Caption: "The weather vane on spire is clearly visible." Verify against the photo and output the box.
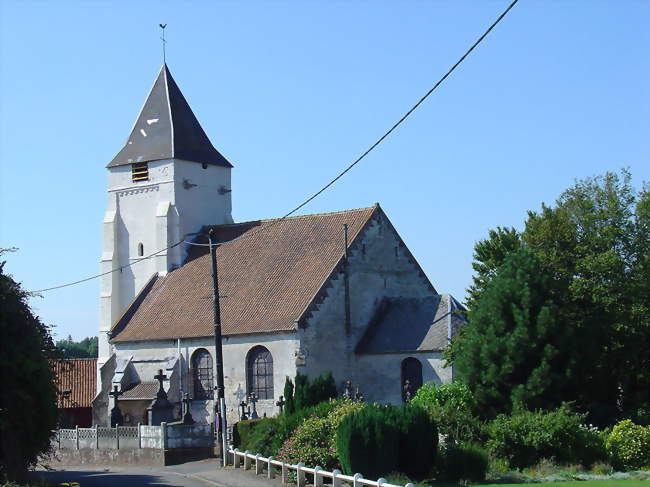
[159,24,167,64]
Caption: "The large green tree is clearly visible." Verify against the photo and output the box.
[0,252,59,481]
[456,249,574,417]
[455,170,650,423]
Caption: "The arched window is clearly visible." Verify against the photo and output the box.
[246,346,273,400]
[138,243,144,257]
[192,348,213,400]
[401,357,423,402]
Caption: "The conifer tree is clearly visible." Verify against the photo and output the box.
[455,249,574,417]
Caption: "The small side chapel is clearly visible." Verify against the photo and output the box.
[93,63,466,427]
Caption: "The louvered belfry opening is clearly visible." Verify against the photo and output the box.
[131,162,149,182]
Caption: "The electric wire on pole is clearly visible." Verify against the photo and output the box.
[28,0,519,296]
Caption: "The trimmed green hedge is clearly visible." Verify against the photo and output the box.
[336,404,438,480]
[439,442,489,482]
[337,405,400,479]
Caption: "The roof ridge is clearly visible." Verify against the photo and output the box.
[209,205,378,229]
[56,357,98,361]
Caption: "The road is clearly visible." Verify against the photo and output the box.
[33,459,284,487]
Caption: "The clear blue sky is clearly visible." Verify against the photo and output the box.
[1,1,648,341]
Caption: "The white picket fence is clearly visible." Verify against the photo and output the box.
[229,448,414,487]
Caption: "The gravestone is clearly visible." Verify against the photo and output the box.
[109,385,124,427]
[151,369,175,426]
[182,392,195,425]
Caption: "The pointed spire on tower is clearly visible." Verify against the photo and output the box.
[108,64,232,168]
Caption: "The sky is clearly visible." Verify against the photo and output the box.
[1,1,649,341]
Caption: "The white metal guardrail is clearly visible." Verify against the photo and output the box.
[228,448,415,487]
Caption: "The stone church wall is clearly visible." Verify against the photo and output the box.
[354,352,450,404]
[112,332,298,427]
[298,211,451,401]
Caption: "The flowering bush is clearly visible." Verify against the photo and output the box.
[605,419,650,470]
[277,399,364,470]
[411,381,481,446]
[486,405,606,469]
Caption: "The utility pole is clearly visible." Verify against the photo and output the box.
[208,229,228,467]
[343,224,351,335]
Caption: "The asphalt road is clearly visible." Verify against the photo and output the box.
[33,467,210,487]
[33,460,284,487]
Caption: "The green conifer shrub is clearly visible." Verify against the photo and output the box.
[395,405,438,479]
[293,372,338,412]
[293,373,310,412]
[284,376,295,415]
[336,405,400,478]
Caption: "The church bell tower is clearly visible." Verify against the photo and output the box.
[98,64,233,369]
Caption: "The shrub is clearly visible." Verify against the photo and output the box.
[241,417,282,457]
[277,399,364,470]
[294,374,310,412]
[411,381,481,445]
[395,405,438,479]
[486,405,606,469]
[1,256,59,482]
[337,404,438,480]
[232,419,262,449]
[336,405,400,478]
[284,377,295,415]
[439,442,489,482]
[273,399,342,454]
[605,419,650,470]
[293,372,338,412]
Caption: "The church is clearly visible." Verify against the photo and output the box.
[92,63,466,427]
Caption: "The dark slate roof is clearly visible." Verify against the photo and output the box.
[111,206,379,341]
[108,64,232,168]
[356,295,466,354]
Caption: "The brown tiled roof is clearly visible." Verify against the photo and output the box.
[121,381,158,400]
[51,358,97,408]
[112,206,377,342]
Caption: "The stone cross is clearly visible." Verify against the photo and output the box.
[109,385,124,427]
[182,392,195,425]
[403,380,413,402]
[343,380,353,400]
[354,386,364,402]
[239,400,249,421]
[154,369,167,398]
[151,369,174,426]
[248,392,259,420]
[275,395,285,414]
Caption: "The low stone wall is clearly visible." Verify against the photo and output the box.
[48,424,216,466]
[45,448,165,467]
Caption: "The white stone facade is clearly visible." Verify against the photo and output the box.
[98,158,233,383]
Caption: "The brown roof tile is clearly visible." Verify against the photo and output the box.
[51,358,97,408]
[121,381,159,400]
[112,206,377,342]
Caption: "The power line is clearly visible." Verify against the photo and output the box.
[29,0,519,294]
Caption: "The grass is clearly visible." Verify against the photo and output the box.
[478,481,650,487]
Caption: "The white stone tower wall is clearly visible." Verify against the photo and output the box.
[98,158,232,381]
